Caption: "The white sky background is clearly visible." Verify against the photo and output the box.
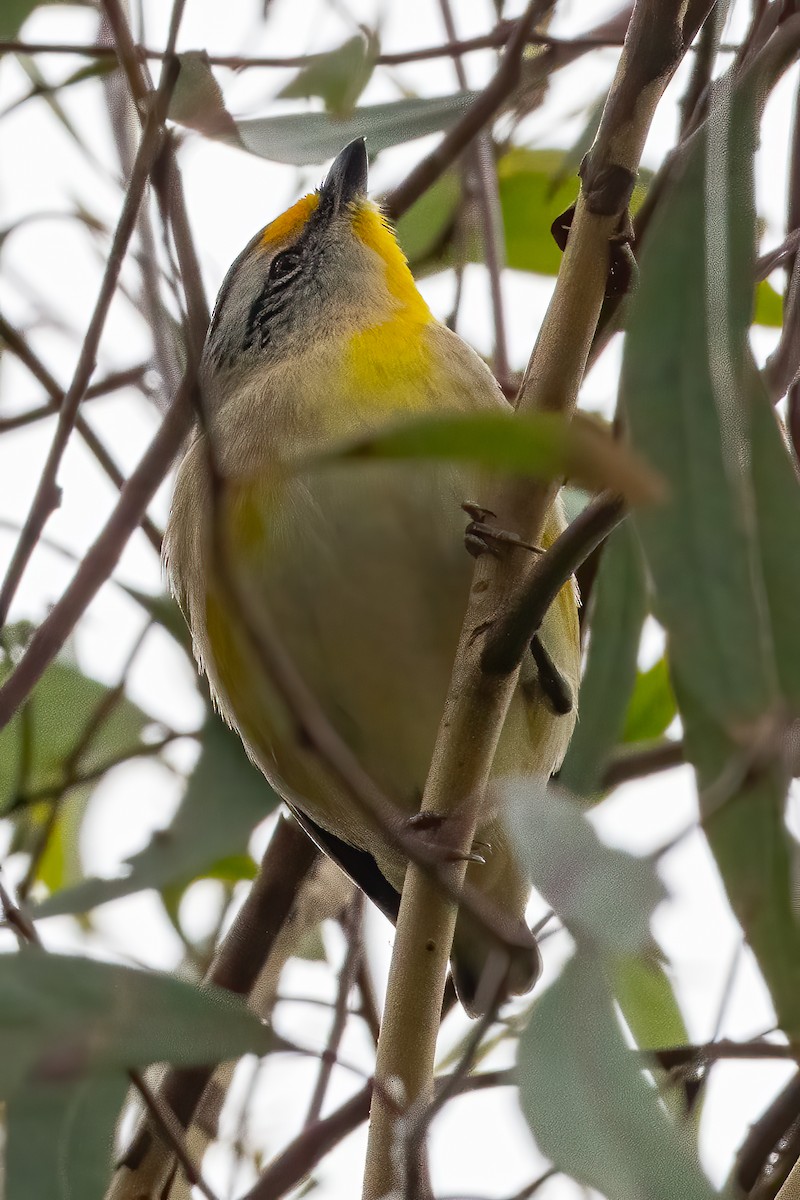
[0,0,798,1197]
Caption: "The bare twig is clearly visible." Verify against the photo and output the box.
[482,493,625,675]
[303,894,364,1128]
[735,1073,800,1195]
[0,316,163,551]
[0,42,183,629]
[127,1070,220,1200]
[0,28,628,70]
[600,738,685,789]
[0,381,191,730]
[110,815,320,1194]
[384,0,556,221]
[0,363,149,434]
[438,0,510,383]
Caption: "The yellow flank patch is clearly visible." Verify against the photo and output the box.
[260,193,319,249]
[346,202,433,401]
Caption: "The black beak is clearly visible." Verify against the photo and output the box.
[321,138,369,213]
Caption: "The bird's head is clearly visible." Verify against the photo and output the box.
[202,138,430,386]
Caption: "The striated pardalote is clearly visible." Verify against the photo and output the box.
[164,138,580,1015]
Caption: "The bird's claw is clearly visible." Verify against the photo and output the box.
[407,810,489,866]
[462,503,543,559]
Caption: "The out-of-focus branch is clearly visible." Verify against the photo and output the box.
[600,738,685,789]
[303,894,364,1128]
[0,33,183,630]
[0,379,192,729]
[438,0,510,384]
[384,0,559,221]
[0,28,629,70]
[0,316,163,551]
[0,363,149,433]
[107,814,322,1200]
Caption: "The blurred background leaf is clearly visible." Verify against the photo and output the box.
[35,712,276,917]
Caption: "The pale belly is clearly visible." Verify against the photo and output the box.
[200,458,576,896]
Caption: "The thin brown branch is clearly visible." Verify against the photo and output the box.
[438,0,510,383]
[600,738,685,789]
[0,363,149,433]
[735,1073,800,1195]
[126,1070,220,1200]
[383,0,556,221]
[0,61,181,628]
[110,815,320,1195]
[0,381,191,730]
[241,1082,373,1200]
[303,894,364,1128]
[0,317,163,552]
[0,28,628,70]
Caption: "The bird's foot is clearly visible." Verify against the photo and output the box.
[462,503,544,559]
[530,633,574,716]
[407,811,487,865]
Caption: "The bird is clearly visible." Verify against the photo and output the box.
[164,138,581,1015]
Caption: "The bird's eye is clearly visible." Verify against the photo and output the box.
[269,249,301,282]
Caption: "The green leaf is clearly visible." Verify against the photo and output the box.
[622,61,800,1032]
[167,56,478,165]
[0,647,152,895]
[749,385,800,711]
[0,651,150,816]
[277,32,379,115]
[622,657,677,743]
[0,948,272,1098]
[323,411,662,505]
[396,172,462,268]
[504,777,666,957]
[168,51,241,140]
[6,1073,127,1200]
[518,956,719,1200]
[753,278,783,327]
[612,956,689,1050]
[0,0,82,40]
[35,715,275,917]
[234,93,479,165]
[559,522,647,796]
[404,148,651,279]
[0,57,118,119]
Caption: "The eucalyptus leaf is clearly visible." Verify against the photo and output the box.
[560,522,647,796]
[622,60,800,1031]
[0,948,272,1098]
[167,56,478,165]
[233,93,478,165]
[5,1073,126,1200]
[35,714,275,917]
[503,776,666,957]
[278,32,379,115]
[324,410,662,505]
[518,956,720,1200]
[622,656,677,743]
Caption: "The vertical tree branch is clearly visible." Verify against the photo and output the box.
[361,3,712,1196]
